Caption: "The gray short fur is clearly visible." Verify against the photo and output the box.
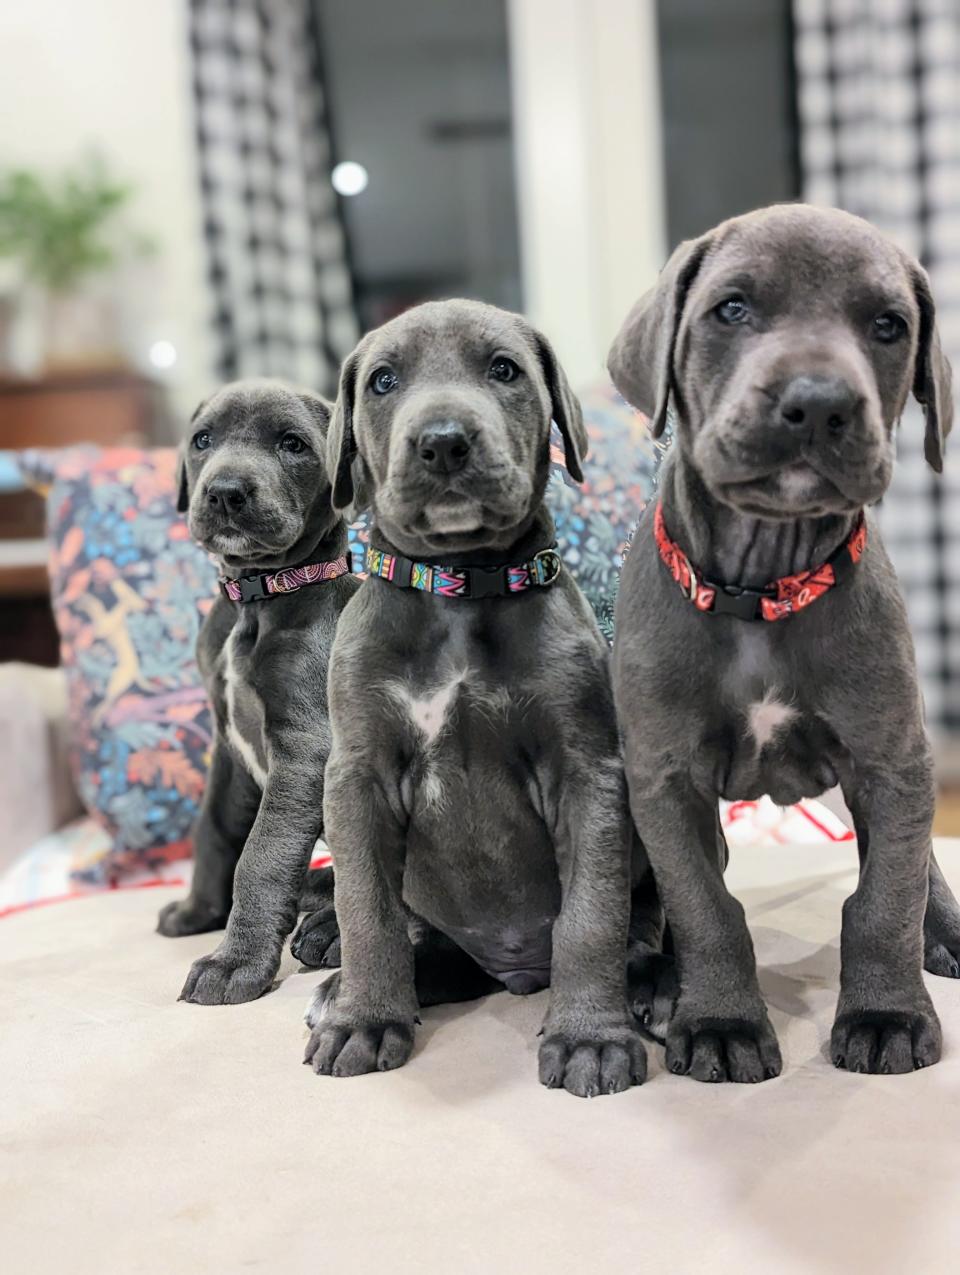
[608,203,960,1081]
[301,299,655,1097]
[157,379,359,1004]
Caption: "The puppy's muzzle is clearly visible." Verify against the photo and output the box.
[416,420,472,475]
[777,374,861,441]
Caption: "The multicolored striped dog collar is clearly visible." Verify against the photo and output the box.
[654,500,866,621]
[365,545,562,599]
[219,552,352,603]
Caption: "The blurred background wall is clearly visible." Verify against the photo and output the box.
[0,0,212,417]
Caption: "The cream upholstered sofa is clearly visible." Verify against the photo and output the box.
[2,668,959,1273]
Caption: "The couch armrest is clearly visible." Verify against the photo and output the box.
[0,663,82,870]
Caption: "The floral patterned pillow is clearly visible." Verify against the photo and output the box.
[16,386,658,882]
[19,447,216,882]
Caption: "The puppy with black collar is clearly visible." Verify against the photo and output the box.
[301,300,659,1097]
[158,379,359,1005]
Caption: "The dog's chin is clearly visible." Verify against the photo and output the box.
[711,464,865,520]
[423,498,485,536]
[190,518,299,567]
[380,499,529,556]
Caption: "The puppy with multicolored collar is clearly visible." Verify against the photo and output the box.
[302,300,660,1096]
[158,379,359,1004]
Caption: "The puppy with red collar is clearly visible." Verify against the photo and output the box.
[610,205,959,1080]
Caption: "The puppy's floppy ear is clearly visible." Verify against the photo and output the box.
[296,388,333,438]
[177,396,209,514]
[327,350,361,512]
[909,262,953,473]
[533,332,587,482]
[607,233,713,438]
[175,443,189,514]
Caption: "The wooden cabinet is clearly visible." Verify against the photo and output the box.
[0,370,171,665]
[0,369,168,450]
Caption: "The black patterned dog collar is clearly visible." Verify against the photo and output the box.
[365,545,562,599]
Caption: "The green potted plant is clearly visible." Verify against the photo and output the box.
[0,155,152,372]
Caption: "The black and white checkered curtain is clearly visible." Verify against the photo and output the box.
[189,0,358,395]
[794,0,960,732]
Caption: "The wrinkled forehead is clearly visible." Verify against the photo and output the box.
[200,387,317,435]
[357,306,536,381]
[693,213,917,316]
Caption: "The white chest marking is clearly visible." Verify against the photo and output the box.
[223,633,268,788]
[390,673,467,745]
[748,691,797,749]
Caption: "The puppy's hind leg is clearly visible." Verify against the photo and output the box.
[626,856,677,1041]
[294,904,503,1005]
[299,863,335,912]
[291,900,341,969]
[291,864,340,968]
[158,743,260,937]
[924,854,960,979]
[411,922,504,1007]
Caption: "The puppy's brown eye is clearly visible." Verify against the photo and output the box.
[192,431,211,451]
[371,368,398,395]
[489,357,520,383]
[280,433,305,454]
[715,297,750,325]
[873,312,907,344]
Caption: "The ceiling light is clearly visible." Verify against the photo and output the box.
[331,161,368,197]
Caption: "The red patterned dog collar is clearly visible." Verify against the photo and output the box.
[654,501,866,622]
[219,552,352,603]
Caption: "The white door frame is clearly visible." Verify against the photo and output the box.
[507,0,667,387]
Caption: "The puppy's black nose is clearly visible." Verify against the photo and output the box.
[205,476,253,513]
[417,422,471,474]
[779,376,858,436]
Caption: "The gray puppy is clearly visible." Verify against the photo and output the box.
[608,203,960,1081]
[301,299,655,1097]
[157,379,359,1004]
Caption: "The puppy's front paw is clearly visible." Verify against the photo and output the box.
[831,1004,942,1074]
[290,906,341,969]
[666,1006,782,1083]
[179,950,277,1005]
[157,897,228,938]
[302,974,416,1077]
[538,1021,647,1097]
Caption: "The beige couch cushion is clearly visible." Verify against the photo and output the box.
[0,662,81,870]
[2,840,960,1274]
